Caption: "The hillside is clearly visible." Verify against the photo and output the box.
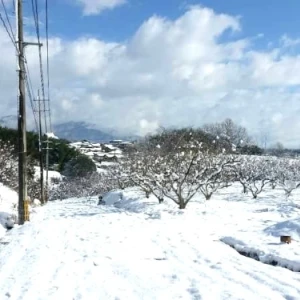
[0,125,88,173]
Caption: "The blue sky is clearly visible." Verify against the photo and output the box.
[43,0,300,44]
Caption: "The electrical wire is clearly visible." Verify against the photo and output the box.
[31,0,48,133]
[24,54,39,133]
[45,0,52,133]
[0,10,15,48]
[1,0,14,40]
[1,0,52,135]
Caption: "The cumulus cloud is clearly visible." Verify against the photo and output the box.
[75,0,126,15]
[2,5,300,147]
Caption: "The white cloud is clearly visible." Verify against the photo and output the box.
[280,34,300,48]
[2,5,300,147]
[75,0,126,15]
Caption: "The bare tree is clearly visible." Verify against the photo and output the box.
[234,156,270,199]
[271,142,285,157]
[107,163,132,190]
[120,130,239,208]
[203,118,252,147]
[150,150,237,209]
[275,159,300,197]
[199,164,234,200]
[0,142,18,189]
[266,157,279,190]
[120,146,165,203]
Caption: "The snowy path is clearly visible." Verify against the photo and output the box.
[0,198,300,300]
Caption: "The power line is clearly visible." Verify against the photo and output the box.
[0,10,15,48]
[34,91,45,204]
[1,0,52,146]
[31,0,47,133]
[24,55,39,133]
[1,3,46,137]
[45,0,52,132]
[1,0,14,39]
[44,0,52,203]
[25,77,39,133]
[1,3,39,135]
[31,0,38,31]
[1,10,39,134]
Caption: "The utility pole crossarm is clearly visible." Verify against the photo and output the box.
[23,42,43,47]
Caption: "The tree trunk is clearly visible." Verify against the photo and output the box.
[205,194,212,201]
[158,197,164,204]
[242,185,247,194]
[145,191,150,198]
[179,198,186,209]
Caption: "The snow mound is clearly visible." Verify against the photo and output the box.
[0,183,18,236]
[102,188,184,221]
[102,190,124,205]
[264,218,300,240]
[45,132,59,139]
[0,212,15,230]
[0,183,18,213]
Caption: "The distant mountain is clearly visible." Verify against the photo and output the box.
[0,116,139,142]
[0,115,17,129]
[53,122,117,142]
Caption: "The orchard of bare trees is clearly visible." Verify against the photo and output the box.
[51,119,300,209]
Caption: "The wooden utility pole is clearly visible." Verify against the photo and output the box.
[44,137,50,202]
[36,91,45,204]
[16,0,43,223]
[16,0,27,225]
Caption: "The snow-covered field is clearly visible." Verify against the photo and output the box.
[0,184,300,299]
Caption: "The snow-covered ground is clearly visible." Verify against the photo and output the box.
[0,184,300,299]
[0,183,18,237]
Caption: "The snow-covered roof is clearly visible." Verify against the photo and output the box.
[46,132,59,139]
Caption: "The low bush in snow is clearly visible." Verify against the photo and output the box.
[50,172,117,201]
